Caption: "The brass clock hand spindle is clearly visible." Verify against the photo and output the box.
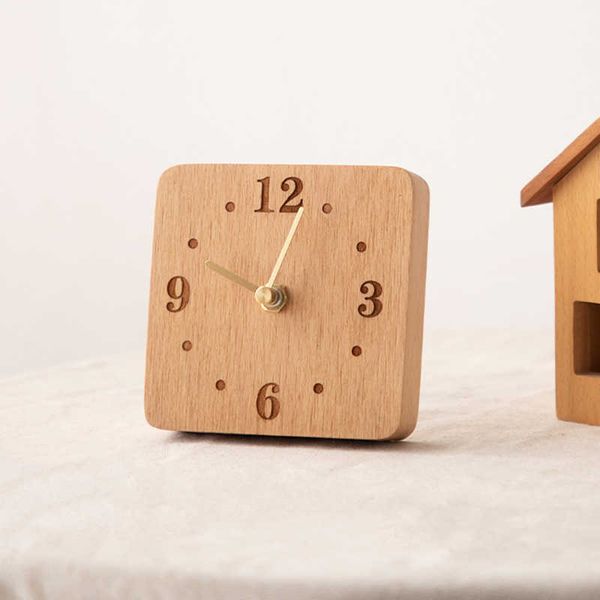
[204,260,281,310]
[253,206,305,312]
[205,207,304,313]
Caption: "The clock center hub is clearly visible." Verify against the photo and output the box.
[255,285,287,312]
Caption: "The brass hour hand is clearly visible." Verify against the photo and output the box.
[204,261,259,293]
[205,260,286,312]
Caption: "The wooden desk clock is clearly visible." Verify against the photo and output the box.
[145,165,429,440]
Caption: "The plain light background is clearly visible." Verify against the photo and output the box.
[1,0,598,376]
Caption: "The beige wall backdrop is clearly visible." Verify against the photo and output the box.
[1,0,598,375]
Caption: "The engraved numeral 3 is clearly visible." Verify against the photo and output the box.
[166,276,190,312]
[256,382,280,420]
[358,280,383,318]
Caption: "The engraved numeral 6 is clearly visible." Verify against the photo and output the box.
[358,280,383,318]
[256,382,280,420]
[166,276,190,312]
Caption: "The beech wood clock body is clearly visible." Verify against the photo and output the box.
[145,164,429,440]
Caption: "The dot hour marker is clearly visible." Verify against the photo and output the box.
[225,202,235,212]
[182,340,193,351]
[352,345,362,356]
[215,379,226,391]
[313,383,324,394]
[188,238,198,249]
[322,203,332,214]
[356,241,366,252]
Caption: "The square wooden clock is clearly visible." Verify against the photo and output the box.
[145,165,429,440]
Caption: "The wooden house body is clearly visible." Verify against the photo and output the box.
[522,119,600,425]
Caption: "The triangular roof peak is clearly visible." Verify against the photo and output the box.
[521,118,600,207]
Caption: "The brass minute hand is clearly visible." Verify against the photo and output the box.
[266,206,304,288]
[204,261,259,293]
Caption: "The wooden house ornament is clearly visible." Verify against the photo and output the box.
[522,118,600,425]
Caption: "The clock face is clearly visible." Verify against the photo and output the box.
[145,164,429,440]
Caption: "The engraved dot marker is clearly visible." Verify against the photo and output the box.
[313,383,324,394]
[216,379,226,391]
[188,238,198,249]
[225,202,235,212]
[356,241,367,252]
[352,345,362,356]
[182,340,193,351]
[322,203,332,214]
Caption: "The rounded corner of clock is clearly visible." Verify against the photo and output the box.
[154,164,190,215]
[377,416,418,441]
[382,166,430,202]
[374,399,420,441]
[401,170,430,206]
[409,171,430,200]
[380,164,413,181]
[143,409,159,430]
[157,163,185,184]
[144,396,170,431]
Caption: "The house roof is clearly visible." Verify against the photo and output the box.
[521,118,600,207]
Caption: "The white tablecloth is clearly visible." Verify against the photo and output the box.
[2,330,599,599]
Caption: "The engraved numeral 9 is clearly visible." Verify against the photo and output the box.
[255,176,304,213]
[166,276,190,312]
[256,382,280,420]
[358,280,383,318]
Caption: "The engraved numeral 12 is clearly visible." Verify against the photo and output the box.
[255,177,304,213]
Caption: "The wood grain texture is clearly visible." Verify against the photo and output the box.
[553,144,600,425]
[145,165,429,440]
[521,118,600,207]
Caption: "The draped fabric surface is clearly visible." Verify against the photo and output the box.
[2,330,599,599]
